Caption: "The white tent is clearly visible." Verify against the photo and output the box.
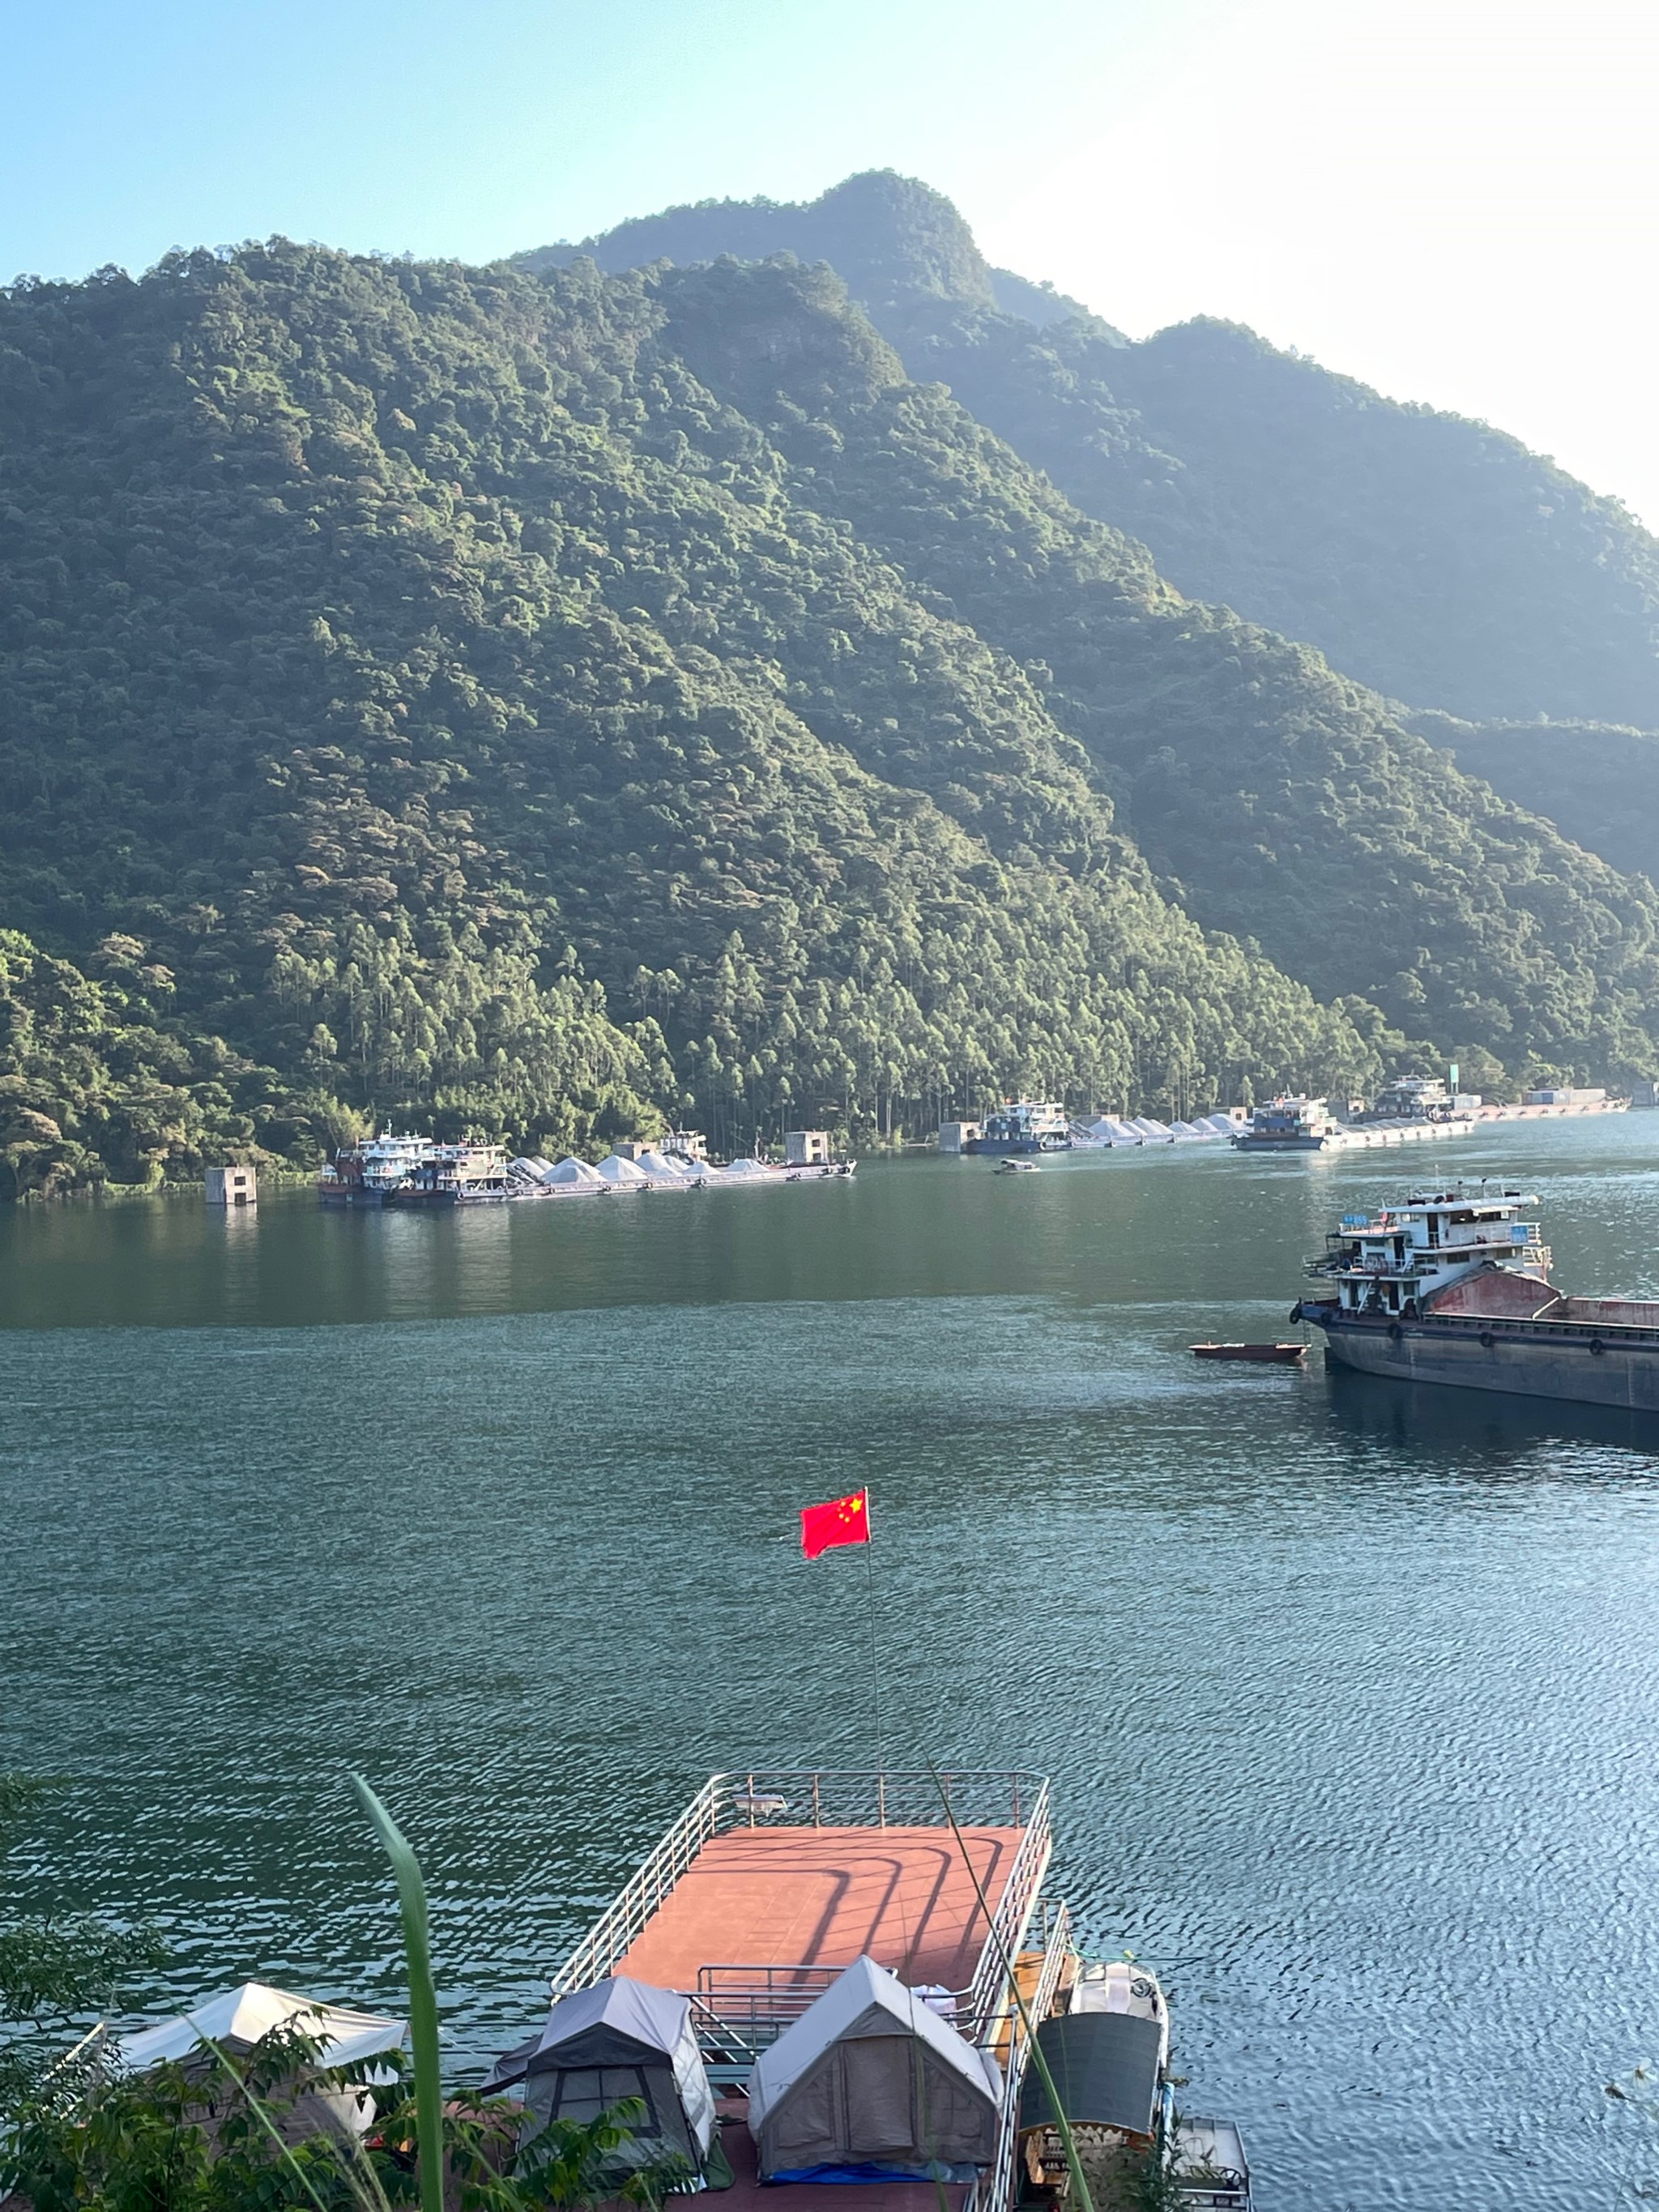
[747,1955,1001,2184]
[117,1982,406,2073]
[544,1156,605,1186]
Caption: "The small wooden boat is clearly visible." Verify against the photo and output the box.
[1191,1341,1307,1363]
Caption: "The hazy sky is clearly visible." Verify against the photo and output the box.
[9,0,1659,523]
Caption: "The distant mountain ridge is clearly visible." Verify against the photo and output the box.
[520,169,1104,332]
[522,170,1659,735]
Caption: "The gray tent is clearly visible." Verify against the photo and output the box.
[484,1977,715,2183]
[1017,2012,1163,2142]
[746,1955,1001,2184]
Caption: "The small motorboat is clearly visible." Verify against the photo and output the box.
[1191,1342,1307,1363]
[995,1158,1041,1174]
[1017,1957,1171,2197]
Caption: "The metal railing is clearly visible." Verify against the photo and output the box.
[966,1898,1073,2212]
[549,1774,731,1997]
[964,1783,1051,2034]
[548,1770,1049,2030]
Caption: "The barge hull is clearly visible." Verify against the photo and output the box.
[1307,1312,1659,1409]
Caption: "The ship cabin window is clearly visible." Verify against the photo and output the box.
[550,2068,660,2135]
[1386,1283,1400,1311]
[1393,1236,1405,1262]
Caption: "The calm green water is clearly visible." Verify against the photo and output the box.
[7,1124,1659,2210]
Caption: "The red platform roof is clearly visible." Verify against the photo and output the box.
[615,1824,1023,1995]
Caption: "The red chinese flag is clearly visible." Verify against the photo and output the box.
[800,1488,872,1560]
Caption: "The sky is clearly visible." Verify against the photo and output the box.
[7,0,1659,523]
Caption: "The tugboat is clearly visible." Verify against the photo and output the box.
[1296,1182,1659,1407]
[318,1134,509,1206]
[1230,1097,1342,1151]
[389,1142,508,1206]
[967,1102,1073,1155]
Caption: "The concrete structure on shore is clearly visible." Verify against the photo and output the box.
[205,1165,256,1206]
[784,1129,832,1165]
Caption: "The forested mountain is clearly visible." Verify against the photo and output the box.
[520,169,1103,335]
[0,244,1364,1193]
[1416,715,1659,884]
[531,171,1659,727]
[5,240,1658,1194]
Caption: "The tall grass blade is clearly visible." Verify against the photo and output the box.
[352,1774,444,2212]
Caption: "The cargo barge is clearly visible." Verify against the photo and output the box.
[493,1768,1247,2210]
[1231,1097,1474,1152]
[319,1134,508,1206]
[966,1104,1073,1157]
[1295,1182,1659,1408]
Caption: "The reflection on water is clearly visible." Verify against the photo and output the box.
[1324,1359,1659,1463]
[7,1118,1659,2210]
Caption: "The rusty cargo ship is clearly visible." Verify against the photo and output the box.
[1295,1182,1659,1409]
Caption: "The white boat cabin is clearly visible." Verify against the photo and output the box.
[1317,1185,1551,1317]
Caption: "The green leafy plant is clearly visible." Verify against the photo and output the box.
[0,1773,164,2119]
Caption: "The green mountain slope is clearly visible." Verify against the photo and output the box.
[518,168,1107,334]
[654,258,1659,1084]
[0,245,1376,1190]
[533,171,1659,727]
[1415,715,1659,884]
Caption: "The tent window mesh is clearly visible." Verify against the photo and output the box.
[551,2066,659,2135]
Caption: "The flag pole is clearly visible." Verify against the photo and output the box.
[862,1526,887,1791]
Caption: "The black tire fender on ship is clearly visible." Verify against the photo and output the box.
[1590,1335,1607,1356]
[1479,1331,1495,1351]
[1388,1322,1403,1343]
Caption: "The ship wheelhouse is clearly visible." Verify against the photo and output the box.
[1309,1185,1550,1317]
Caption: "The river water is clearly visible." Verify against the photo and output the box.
[6,1121,1659,2209]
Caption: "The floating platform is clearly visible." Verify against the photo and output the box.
[551,1770,1051,2064]
[1191,1343,1306,1364]
[615,1821,1026,2000]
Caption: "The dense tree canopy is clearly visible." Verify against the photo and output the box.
[1416,714,1659,886]
[6,229,1659,1193]
[0,241,1389,1189]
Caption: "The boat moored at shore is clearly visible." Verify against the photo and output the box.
[1297,1182,1659,1407]
[498,1768,1244,2210]
[966,1102,1073,1155]
[1231,1097,1475,1152]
